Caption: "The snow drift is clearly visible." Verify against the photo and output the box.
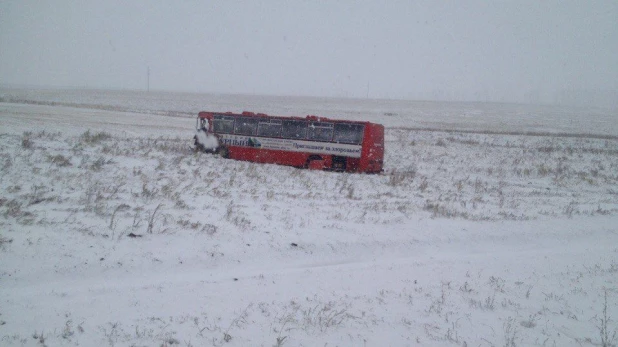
[195,130,219,151]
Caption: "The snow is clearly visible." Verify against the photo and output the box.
[195,130,220,151]
[1,89,617,346]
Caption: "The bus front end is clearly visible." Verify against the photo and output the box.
[194,112,220,153]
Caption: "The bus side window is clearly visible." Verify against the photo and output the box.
[282,120,308,139]
[334,123,364,144]
[234,117,258,136]
[307,122,334,142]
[257,120,282,137]
[213,115,235,134]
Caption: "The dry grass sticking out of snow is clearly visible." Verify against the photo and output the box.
[2,129,617,237]
[386,128,618,220]
[1,109,618,346]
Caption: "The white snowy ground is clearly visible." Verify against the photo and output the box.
[1,89,618,347]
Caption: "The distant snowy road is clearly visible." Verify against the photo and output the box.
[0,103,193,137]
[3,87,618,136]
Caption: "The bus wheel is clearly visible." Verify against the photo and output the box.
[331,156,347,172]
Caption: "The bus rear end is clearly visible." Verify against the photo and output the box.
[360,123,384,173]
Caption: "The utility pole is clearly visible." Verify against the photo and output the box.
[147,66,150,92]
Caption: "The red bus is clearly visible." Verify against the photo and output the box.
[195,111,384,173]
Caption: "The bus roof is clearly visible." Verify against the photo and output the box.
[197,111,379,126]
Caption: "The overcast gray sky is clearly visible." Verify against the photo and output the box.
[1,1,617,105]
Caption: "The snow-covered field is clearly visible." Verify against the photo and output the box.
[1,88,617,346]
